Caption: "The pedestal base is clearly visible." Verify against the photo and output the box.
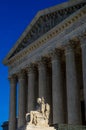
[25,125,56,130]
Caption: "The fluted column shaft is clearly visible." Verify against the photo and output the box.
[65,44,81,124]
[47,65,53,124]
[27,64,36,112]
[18,71,26,128]
[38,59,47,100]
[9,75,17,130]
[80,36,86,120]
[51,50,65,124]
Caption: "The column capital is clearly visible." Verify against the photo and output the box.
[80,32,86,48]
[8,75,17,84]
[64,39,78,55]
[17,70,26,80]
[26,63,37,75]
[50,48,62,61]
[37,57,48,67]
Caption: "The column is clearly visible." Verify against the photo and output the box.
[51,49,65,124]
[80,36,86,120]
[38,58,47,100]
[18,71,26,128]
[46,64,52,105]
[47,65,53,124]
[9,75,17,130]
[65,43,82,124]
[27,64,36,112]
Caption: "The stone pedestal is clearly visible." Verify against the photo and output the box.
[25,124,56,130]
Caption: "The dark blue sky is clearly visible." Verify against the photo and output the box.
[0,0,68,129]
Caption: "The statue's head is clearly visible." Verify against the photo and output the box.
[37,98,41,104]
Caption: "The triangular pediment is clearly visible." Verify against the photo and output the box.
[3,0,86,63]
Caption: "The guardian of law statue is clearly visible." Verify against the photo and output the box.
[25,98,55,130]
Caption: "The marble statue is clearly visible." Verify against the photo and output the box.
[26,97,50,127]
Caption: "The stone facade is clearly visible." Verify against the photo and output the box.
[3,0,86,130]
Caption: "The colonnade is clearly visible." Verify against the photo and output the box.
[9,37,86,130]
